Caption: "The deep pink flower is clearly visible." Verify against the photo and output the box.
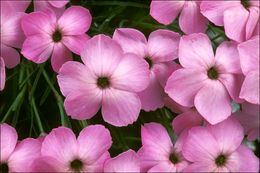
[165,33,244,125]
[238,36,259,104]
[104,150,140,172]
[57,34,150,126]
[182,117,259,172]
[31,125,112,172]
[235,102,259,141]
[34,0,69,17]
[113,28,180,111]
[0,123,41,172]
[0,57,5,91]
[201,1,259,42]
[21,6,91,72]
[138,123,189,172]
[150,1,208,34]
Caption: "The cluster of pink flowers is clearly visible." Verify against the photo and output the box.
[0,0,259,172]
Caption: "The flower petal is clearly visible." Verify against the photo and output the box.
[84,152,110,172]
[62,34,90,55]
[245,7,259,40]
[48,0,69,8]
[102,88,141,126]
[1,44,20,68]
[148,162,176,172]
[1,0,31,12]
[31,156,63,172]
[0,57,6,91]
[183,162,216,172]
[51,43,72,72]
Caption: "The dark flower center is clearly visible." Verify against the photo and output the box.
[207,67,219,80]
[70,159,83,171]
[97,77,110,89]
[241,0,250,9]
[52,30,62,42]
[144,57,153,69]
[215,154,226,166]
[169,152,180,164]
[0,163,9,173]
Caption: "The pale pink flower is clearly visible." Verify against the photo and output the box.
[34,0,69,17]
[0,57,5,91]
[235,102,259,141]
[150,1,208,34]
[31,125,112,172]
[166,33,244,125]
[238,36,259,104]
[113,28,180,111]
[104,150,140,172]
[201,1,259,42]
[0,123,41,172]
[57,34,150,126]
[138,123,189,172]
[21,6,91,72]
[182,117,259,172]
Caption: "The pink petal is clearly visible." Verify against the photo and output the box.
[85,152,110,172]
[104,150,140,172]
[182,126,219,162]
[62,34,90,55]
[179,1,208,34]
[246,7,259,40]
[200,1,240,26]
[148,162,176,172]
[111,53,150,92]
[1,0,31,12]
[1,44,20,68]
[21,35,54,64]
[81,34,123,76]
[58,6,92,35]
[215,41,242,74]
[102,88,141,126]
[207,117,244,154]
[179,33,215,69]
[147,29,180,62]
[31,156,63,172]
[41,127,78,164]
[164,96,190,114]
[224,6,249,42]
[0,57,6,91]
[165,68,208,107]
[78,125,112,164]
[0,123,17,161]
[238,37,259,75]
[112,28,147,58]
[137,72,165,111]
[240,70,259,104]
[183,162,216,172]
[34,0,65,17]
[194,80,232,125]
[48,0,69,8]
[150,1,184,25]
[8,138,41,172]
[51,43,72,72]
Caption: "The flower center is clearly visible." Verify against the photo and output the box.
[97,76,110,89]
[207,67,219,80]
[70,159,83,172]
[169,152,180,164]
[0,163,9,173]
[241,0,250,9]
[215,154,226,167]
[52,30,62,42]
[144,57,153,69]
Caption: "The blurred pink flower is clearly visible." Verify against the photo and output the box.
[238,36,259,104]
[31,125,112,172]
[138,123,189,172]
[34,0,69,17]
[0,57,5,91]
[182,117,259,172]
[104,150,140,172]
[235,102,259,141]
[201,1,259,42]
[21,6,91,72]
[166,33,244,125]
[113,28,180,111]
[150,1,208,34]
[57,34,150,126]
[0,123,41,172]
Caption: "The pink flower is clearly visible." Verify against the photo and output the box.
[113,28,180,111]
[104,150,140,172]
[235,102,259,141]
[150,1,208,34]
[238,36,259,104]
[0,57,5,91]
[0,123,41,172]
[57,34,150,126]
[165,33,244,125]
[34,0,69,17]
[138,123,189,172]
[201,1,259,42]
[182,117,259,172]
[1,0,31,12]
[31,125,112,172]
[21,6,91,72]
